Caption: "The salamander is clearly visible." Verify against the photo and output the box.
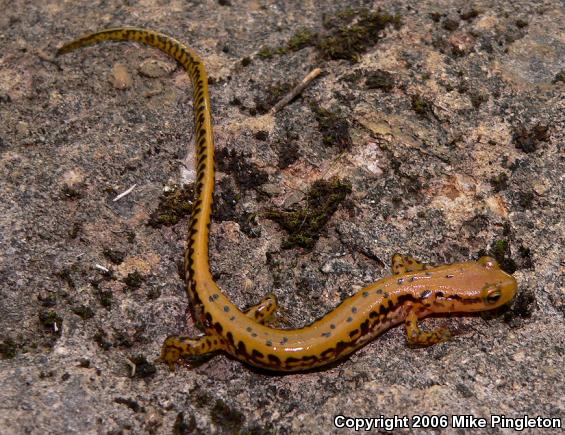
[56,28,518,372]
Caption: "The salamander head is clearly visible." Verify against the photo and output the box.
[430,256,517,313]
[475,256,517,308]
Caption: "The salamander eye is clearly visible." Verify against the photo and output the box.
[484,287,502,305]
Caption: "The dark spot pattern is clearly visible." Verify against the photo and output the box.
[420,290,432,299]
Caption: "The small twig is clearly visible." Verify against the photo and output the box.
[95,264,110,273]
[113,184,137,202]
[125,357,136,377]
[270,68,322,113]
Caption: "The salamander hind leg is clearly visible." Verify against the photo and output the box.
[404,309,451,347]
[391,254,432,275]
[159,334,225,370]
[244,293,279,325]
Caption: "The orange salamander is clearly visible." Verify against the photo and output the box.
[57,28,518,372]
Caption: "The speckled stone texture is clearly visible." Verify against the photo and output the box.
[0,0,563,433]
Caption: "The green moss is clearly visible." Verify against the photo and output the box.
[288,28,317,51]
[0,338,18,359]
[265,178,352,249]
[318,9,402,61]
[257,45,288,59]
[147,184,194,228]
[257,9,400,62]
[311,104,352,150]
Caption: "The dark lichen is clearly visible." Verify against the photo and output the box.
[123,271,144,290]
[254,130,269,141]
[365,70,395,91]
[72,305,94,320]
[68,221,82,239]
[515,190,534,210]
[103,248,125,265]
[518,245,534,270]
[39,310,63,336]
[77,358,90,368]
[146,286,161,300]
[60,184,83,200]
[173,412,197,435]
[216,148,268,190]
[265,178,352,249]
[38,293,57,308]
[254,81,294,114]
[553,70,565,83]
[130,355,156,378]
[147,184,194,228]
[114,397,144,413]
[278,141,300,169]
[411,94,434,118]
[54,268,76,290]
[460,8,480,21]
[505,287,536,324]
[210,399,245,433]
[513,124,549,153]
[490,173,509,192]
[469,91,488,109]
[311,104,352,151]
[442,17,460,31]
[113,330,133,348]
[97,289,113,309]
[94,330,112,350]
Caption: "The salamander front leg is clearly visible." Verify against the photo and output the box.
[404,309,451,346]
[243,293,279,325]
[159,334,225,369]
[391,254,432,275]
